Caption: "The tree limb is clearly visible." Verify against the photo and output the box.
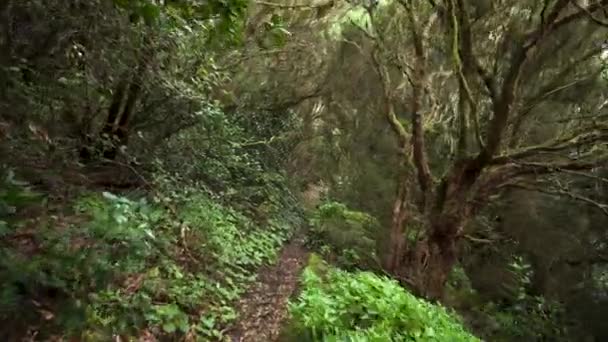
[475,0,607,167]
[504,182,608,216]
[400,0,434,193]
[571,0,608,27]
[492,126,608,164]
[453,0,484,151]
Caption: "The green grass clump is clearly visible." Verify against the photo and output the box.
[288,255,480,342]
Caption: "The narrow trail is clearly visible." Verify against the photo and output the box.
[226,235,309,342]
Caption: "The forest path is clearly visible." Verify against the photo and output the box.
[225,234,309,342]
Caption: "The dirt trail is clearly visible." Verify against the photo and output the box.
[226,235,309,342]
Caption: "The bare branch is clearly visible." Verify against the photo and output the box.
[475,0,608,166]
[507,159,606,178]
[558,168,608,185]
[361,13,409,152]
[544,113,608,124]
[493,126,608,164]
[526,0,608,47]
[453,0,484,151]
[504,182,608,216]
[571,0,608,27]
[257,88,325,112]
[399,0,435,193]
[510,47,603,140]
[462,234,496,244]
[372,47,409,150]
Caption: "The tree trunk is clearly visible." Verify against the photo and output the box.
[410,177,472,300]
[384,178,409,273]
[102,76,129,137]
[79,76,128,162]
[421,226,460,300]
[104,66,143,159]
[116,68,143,145]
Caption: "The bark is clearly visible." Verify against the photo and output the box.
[102,67,143,160]
[382,0,608,301]
[413,203,469,300]
[529,254,550,296]
[116,65,144,145]
[423,226,459,300]
[384,177,409,273]
[88,31,150,161]
[102,76,129,137]
[408,163,476,300]
[405,4,433,196]
[80,75,128,161]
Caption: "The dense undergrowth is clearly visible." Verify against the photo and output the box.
[0,80,305,340]
[297,201,573,341]
[0,165,301,340]
[2,2,605,340]
[284,254,479,341]
[307,202,380,270]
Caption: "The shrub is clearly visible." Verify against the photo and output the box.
[287,254,480,341]
[0,187,295,340]
[308,202,379,270]
[445,260,572,342]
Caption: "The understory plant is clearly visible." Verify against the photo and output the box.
[0,174,296,340]
[308,201,380,270]
[287,254,480,341]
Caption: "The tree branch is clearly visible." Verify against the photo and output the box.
[571,0,608,27]
[257,88,325,112]
[471,157,606,214]
[400,0,434,193]
[492,126,608,164]
[453,0,484,151]
[475,0,607,167]
[526,0,608,47]
[504,182,608,216]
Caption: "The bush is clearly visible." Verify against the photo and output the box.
[0,186,296,340]
[287,254,480,341]
[308,202,379,270]
[445,260,572,342]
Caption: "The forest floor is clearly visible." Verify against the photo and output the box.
[226,235,309,342]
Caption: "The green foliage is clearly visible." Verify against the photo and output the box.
[0,168,42,221]
[480,297,568,342]
[0,182,296,340]
[84,189,293,340]
[472,256,571,341]
[113,0,249,42]
[446,260,571,341]
[287,255,480,341]
[179,194,292,269]
[308,201,379,269]
[0,192,164,338]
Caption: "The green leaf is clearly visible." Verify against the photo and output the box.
[140,3,161,25]
[0,220,10,237]
[162,322,177,333]
[201,315,215,329]
[177,318,190,333]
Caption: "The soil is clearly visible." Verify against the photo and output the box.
[225,235,309,342]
